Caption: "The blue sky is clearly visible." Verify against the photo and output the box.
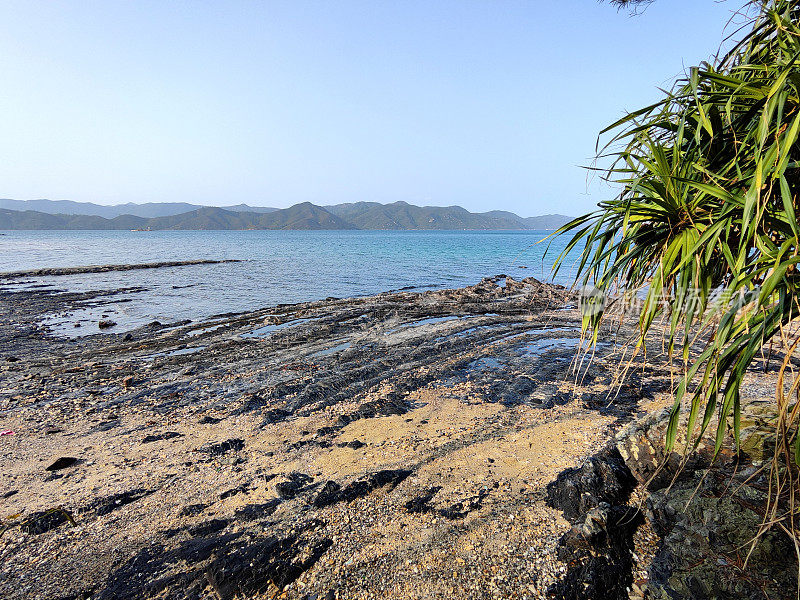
[0,1,744,215]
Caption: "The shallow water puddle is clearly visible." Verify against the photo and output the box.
[517,337,611,358]
[467,356,507,371]
[186,323,226,336]
[142,346,207,361]
[40,305,150,337]
[241,317,316,339]
[310,341,352,358]
[385,315,486,336]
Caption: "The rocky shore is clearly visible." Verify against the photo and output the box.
[0,274,794,599]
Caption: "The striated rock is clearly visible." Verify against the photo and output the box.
[730,399,779,463]
[612,395,797,599]
[94,521,330,600]
[614,408,684,491]
[550,502,643,600]
[405,486,443,513]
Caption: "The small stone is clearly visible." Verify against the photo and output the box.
[45,457,78,471]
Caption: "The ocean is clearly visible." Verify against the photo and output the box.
[0,230,576,334]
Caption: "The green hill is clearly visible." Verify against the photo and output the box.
[0,202,572,230]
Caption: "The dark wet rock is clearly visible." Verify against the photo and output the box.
[313,481,342,508]
[205,533,332,600]
[545,446,636,523]
[180,503,208,517]
[44,427,63,435]
[93,419,120,432]
[87,488,151,516]
[220,484,251,500]
[550,502,643,600]
[188,519,229,537]
[45,456,79,471]
[335,395,410,428]
[142,431,183,444]
[94,521,330,600]
[547,446,641,600]
[98,320,117,329]
[487,375,538,406]
[261,407,291,425]
[439,488,491,520]
[339,439,365,449]
[0,259,242,279]
[6,355,19,362]
[404,486,442,513]
[198,415,222,424]
[234,500,282,521]
[232,392,270,415]
[403,485,490,519]
[197,438,244,456]
[274,472,314,499]
[20,508,74,535]
[313,469,411,508]
[2,490,18,499]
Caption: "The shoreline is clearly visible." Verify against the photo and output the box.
[1,275,788,599]
[1,275,647,599]
[0,259,243,280]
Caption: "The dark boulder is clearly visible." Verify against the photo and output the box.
[545,446,637,523]
[546,446,641,600]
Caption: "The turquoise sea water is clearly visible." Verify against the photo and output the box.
[0,230,577,332]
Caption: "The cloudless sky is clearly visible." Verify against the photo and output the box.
[0,1,749,215]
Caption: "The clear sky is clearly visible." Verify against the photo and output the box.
[0,1,746,215]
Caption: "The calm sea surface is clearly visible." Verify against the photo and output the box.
[0,230,577,333]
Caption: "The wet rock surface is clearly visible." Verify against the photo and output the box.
[0,275,683,599]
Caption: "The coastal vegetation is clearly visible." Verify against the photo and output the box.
[556,0,800,550]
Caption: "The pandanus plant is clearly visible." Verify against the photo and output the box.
[553,0,800,550]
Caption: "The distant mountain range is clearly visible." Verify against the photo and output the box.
[0,199,572,231]
[0,198,279,218]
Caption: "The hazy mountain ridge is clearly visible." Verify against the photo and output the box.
[0,199,278,218]
[0,201,572,230]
